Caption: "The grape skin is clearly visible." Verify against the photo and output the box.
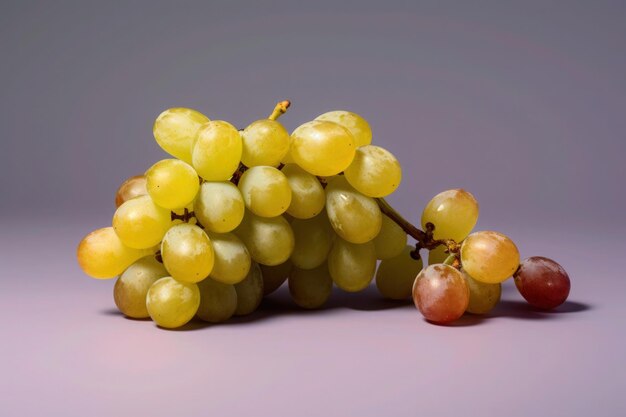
[241,119,290,167]
[413,264,469,324]
[153,108,209,164]
[514,256,570,309]
[206,232,251,285]
[194,182,245,233]
[289,264,333,309]
[234,212,295,266]
[428,245,449,266]
[234,262,264,316]
[344,145,402,198]
[376,246,423,300]
[281,164,326,219]
[112,195,171,249]
[196,278,237,323]
[315,110,372,147]
[146,277,200,329]
[328,238,377,292]
[460,231,520,284]
[161,224,214,283]
[238,166,292,218]
[192,120,242,181]
[113,256,169,318]
[290,213,334,270]
[260,260,293,295]
[145,159,200,210]
[463,271,501,314]
[373,214,407,260]
[115,175,147,207]
[421,189,479,242]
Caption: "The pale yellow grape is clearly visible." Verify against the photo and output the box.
[463,271,501,314]
[326,176,382,243]
[146,277,200,328]
[241,119,290,167]
[281,164,325,219]
[207,232,251,285]
[192,120,242,181]
[290,213,333,270]
[428,245,449,265]
[112,195,171,249]
[161,224,214,283]
[196,278,237,323]
[77,227,155,279]
[234,212,294,266]
[315,110,372,147]
[194,182,245,233]
[145,159,199,209]
[328,238,377,292]
[260,260,293,295]
[373,214,407,260]
[113,256,168,318]
[153,108,209,164]
[460,231,520,284]
[344,145,402,198]
[234,262,263,316]
[290,120,355,176]
[421,189,479,242]
[238,166,292,218]
[289,264,333,309]
[376,246,423,300]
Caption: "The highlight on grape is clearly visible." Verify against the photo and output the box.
[77,100,571,328]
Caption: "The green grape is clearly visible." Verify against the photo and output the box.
[234,262,264,316]
[376,245,423,300]
[326,176,382,243]
[153,108,209,164]
[238,166,292,218]
[115,174,147,207]
[113,256,168,318]
[77,227,155,279]
[234,212,294,266]
[161,224,214,283]
[315,110,372,147]
[196,278,237,323]
[428,245,449,265]
[421,189,479,242]
[460,231,520,284]
[373,214,407,260]
[192,120,242,181]
[328,238,377,292]
[241,119,290,167]
[112,195,171,249]
[463,271,501,314]
[194,182,245,233]
[413,264,469,324]
[289,264,333,309]
[206,232,251,285]
[290,120,355,176]
[145,159,200,209]
[344,145,402,198]
[146,277,200,328]
[281,164,326,219]
[260,260,293,295]
[290,213,333,270]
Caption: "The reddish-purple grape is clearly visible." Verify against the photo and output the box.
[514,256,570,309]
[413,264,469,324]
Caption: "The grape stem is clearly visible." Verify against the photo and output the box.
[268,100,291,121]
[375,198,461,254]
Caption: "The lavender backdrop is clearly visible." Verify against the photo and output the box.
[1,1,625,416]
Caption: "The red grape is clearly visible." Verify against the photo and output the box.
[413,264,469,324]
[514,256,570,309]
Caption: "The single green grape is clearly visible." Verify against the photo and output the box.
[460,231,520,284]
[376,246,423,300]
[192,120,242,181]
[153,108,209,164]
[145,159,199,209]
[344,145,401,197]
[281,164,326,219]
[113,256,169,318]
[421,189,479,242]
[196,278,237,323]
[234,211,294,266]
[241,119,290,167]
[328,238,377,292]
[463,271,501,314]
[290,213,334,270]
[194,181,245,233]
[234,262,264,316]
[289,264,333,309]
[315,110,372,147]
[238,166,292,218]
[326,176,382,244]
[373,214,407,260]
[428,245,449,265]
[161,224,214,283]
[260,260,293,295]
[146,277,200,328]
[290,120,355,176]
[112,195,171,249]
[206,232,251,285]
[77,227,155,279]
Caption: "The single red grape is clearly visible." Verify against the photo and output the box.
[413,264,469,324]
[514,256,570,309]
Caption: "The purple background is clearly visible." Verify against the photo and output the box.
[1,1,625,416]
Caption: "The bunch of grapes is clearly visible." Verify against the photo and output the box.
[77,100,571,328]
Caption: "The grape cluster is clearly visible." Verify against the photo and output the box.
[77,101,571,328]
